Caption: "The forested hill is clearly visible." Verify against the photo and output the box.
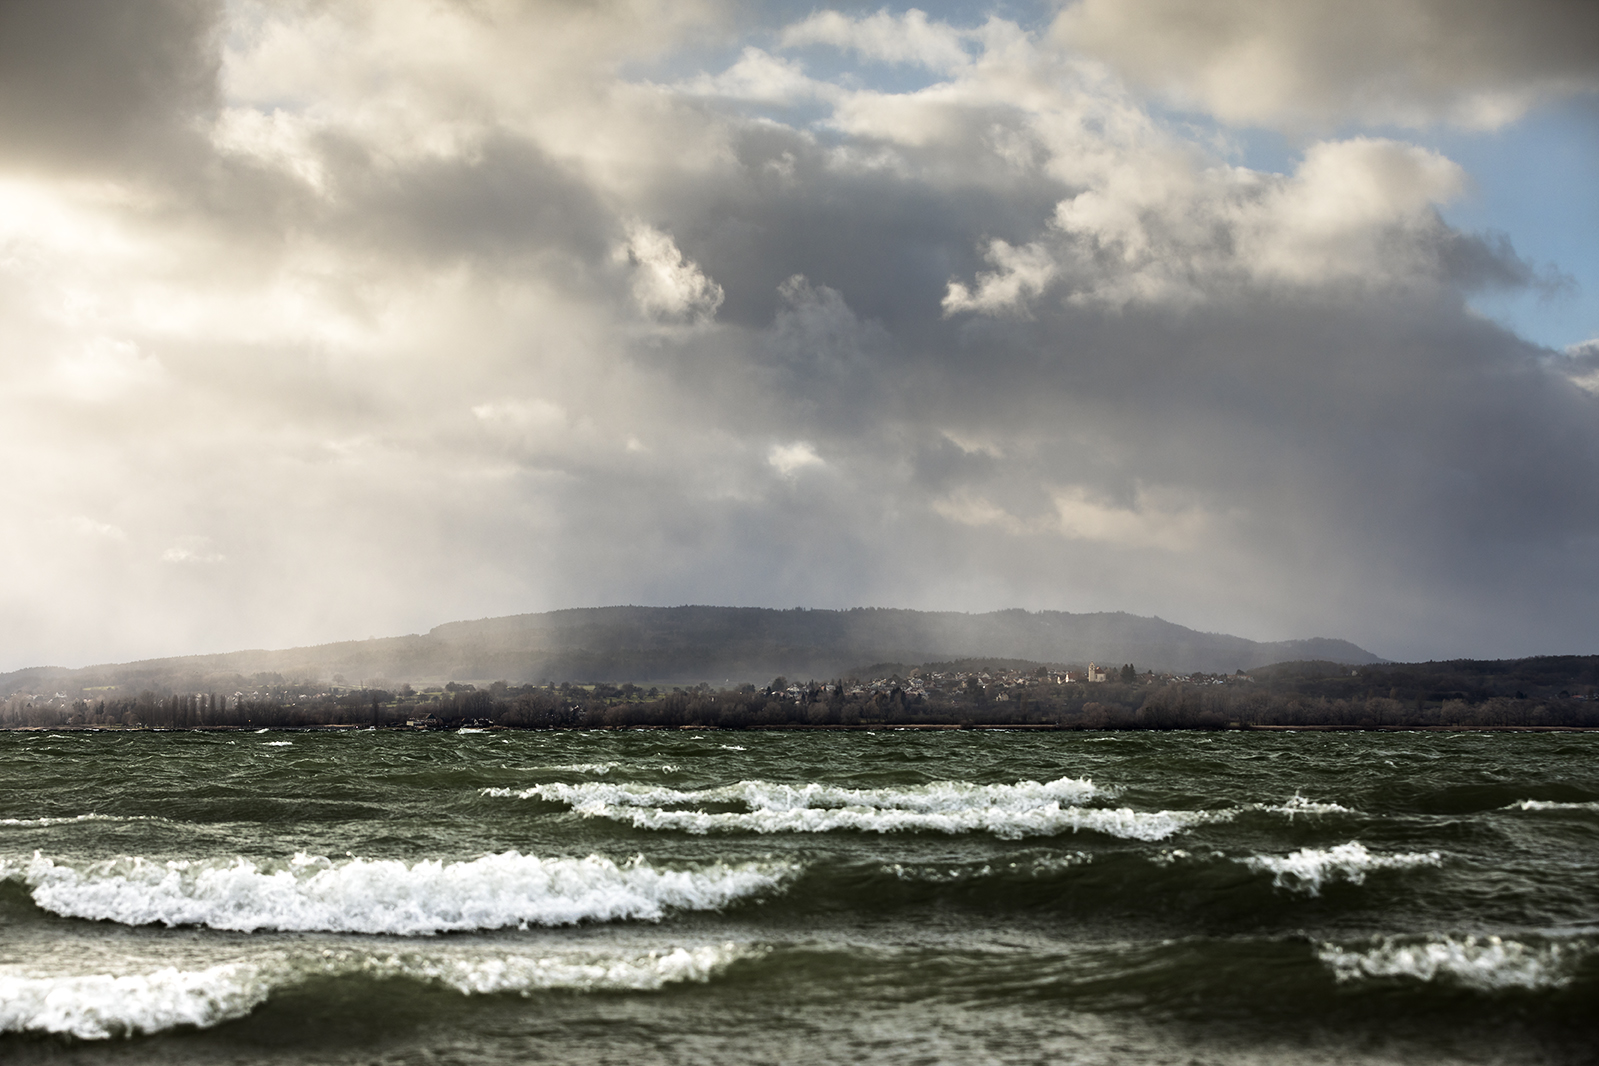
[0,607,1379,695]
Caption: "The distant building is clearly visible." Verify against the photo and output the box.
[1086,663,1106,682]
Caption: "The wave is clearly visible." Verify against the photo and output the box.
[2,851,794,934]
[356,942,754,995]
[1502,799,1599,812]
[486,776,1100,811]
[1243,842,1442,896]
[486,777,1224,841]
[0,813,167,828]
[1318,934,1592,991]
[523,762,617,775]
[0,961,270,1039]
[881,851,1093,884]
[0,943,753,1040]
[1255,795,1356,817]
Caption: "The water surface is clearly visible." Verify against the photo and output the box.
[2,729,1595,1063]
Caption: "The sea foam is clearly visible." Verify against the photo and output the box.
[1502,799,1599,812]
[1318,934,1590,990]
[0,962,271,1039]
[4,850,793,934]
[1256,795,1356,817]
[1243,841,1441,895]
[357,942,755,995]
[0,943,755,1039]
[488,777,1228,841]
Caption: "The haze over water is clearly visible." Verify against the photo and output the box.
[2,728,1595,1064]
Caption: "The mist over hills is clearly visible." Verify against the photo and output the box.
[0,607,1379,696]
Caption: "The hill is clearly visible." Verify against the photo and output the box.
[0,606,1379,697]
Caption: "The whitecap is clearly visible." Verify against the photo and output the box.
[521,762,617,775]
[489,777,1224,841]
[361,942,757,995]
[1318,934,1591,990]
[262,741,292,747]
[1243,841,1441,896]
[490,776,1101,813]
[0,961,272,1039]
[0,943,756,1039]
[883,851,1092,883]
[8,850,795,934]
[1259,794,1355,817]
[1502,799,1599,812]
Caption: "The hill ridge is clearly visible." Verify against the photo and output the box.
[0,606,1379,695]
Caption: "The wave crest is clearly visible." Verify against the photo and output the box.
[0,943,756,1039]
[488,777,1226,841]
[1503,799,1599,812]
[4,850,793,934]
[1318,934,1591,990]
[1244,841,1441,895]
[0,962,270,1039]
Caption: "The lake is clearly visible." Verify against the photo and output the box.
[2,728,1595,1064]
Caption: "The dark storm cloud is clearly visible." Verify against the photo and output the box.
[0,0,221,172]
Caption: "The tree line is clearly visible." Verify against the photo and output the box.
[4,660,1598,730]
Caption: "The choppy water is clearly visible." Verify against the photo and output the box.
[2,729,1595,1064]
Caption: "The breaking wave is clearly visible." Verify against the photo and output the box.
[1254,795,1356,817]
[487,777,1227,841]
[0,962,270,1039]
[1318,934,1592,991]
[1502,799,1599,812]
[0,943,754,1040]
[881,851,1094,883]
[1243,841,1442,895]
[2,851,794,934]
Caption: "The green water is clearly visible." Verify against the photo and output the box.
[1,729,1595,1064]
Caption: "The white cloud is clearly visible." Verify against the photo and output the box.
[943,239,1058,315]
[780,9,971,72]
[1052,0,1599,131]
[768,442,824,477]
[933,486,1212,553]
[161,536,226,564]
[1050,486,1211,553]
[948,136,1471,312]
[618,222,724,322]
[676,47,830,105]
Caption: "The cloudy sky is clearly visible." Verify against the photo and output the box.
[2,0,1596,670]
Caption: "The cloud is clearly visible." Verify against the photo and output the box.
[1052,0,1599,130]
[162,536,226,565]
[619,222,725,322]
[943,240,1058,315]
[946,136,1490,312]
[0,0,1593,671]
[780,9,972,72]
[0,0,221,172]
[768,442,824,476]
[1559,338,1599,394]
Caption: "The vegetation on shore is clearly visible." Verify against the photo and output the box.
[4,656,1598,731]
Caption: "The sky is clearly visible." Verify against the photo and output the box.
[1,0,1597,670]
